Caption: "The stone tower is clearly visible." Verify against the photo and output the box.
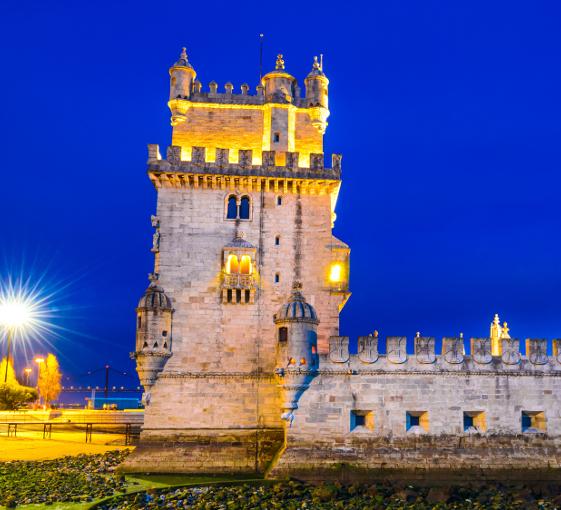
[126,48,350,473]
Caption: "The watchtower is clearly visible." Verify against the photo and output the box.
[128,48,350,473]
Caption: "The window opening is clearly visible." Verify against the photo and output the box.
[226,195,237,219]
[239,196,250,219]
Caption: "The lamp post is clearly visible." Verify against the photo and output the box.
[23,367,32,386]
[3,327,13,383]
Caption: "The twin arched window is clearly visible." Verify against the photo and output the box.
[226,254,252,275]
[226,195,251,220]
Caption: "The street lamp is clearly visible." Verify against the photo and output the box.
[23,367,32,386]
[0,299,33,383]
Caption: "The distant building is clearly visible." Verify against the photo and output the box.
[124,49,561,482]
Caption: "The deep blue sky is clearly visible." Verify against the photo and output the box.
[1,1,560,383]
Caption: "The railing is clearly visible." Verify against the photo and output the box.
[223,273,254,289]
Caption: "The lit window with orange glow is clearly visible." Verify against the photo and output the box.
[240,255,252,275]
[226,255,239,274]
[329,263,343,283]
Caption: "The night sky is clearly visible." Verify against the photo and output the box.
[1,1,560,384]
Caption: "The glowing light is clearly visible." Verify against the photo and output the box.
[34,357,45,364]
[0,299,34,329]
[329,263,343,283]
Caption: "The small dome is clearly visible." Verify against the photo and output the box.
[172,47,194,69]
[137,280,173,310]
[225,232,255,250]
[306,56,325,79]
[274,283,319,324]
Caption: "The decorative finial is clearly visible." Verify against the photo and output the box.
[501,321,511,339]
[148,272,159,283]
[276,54,285,70]
[312,56,320,70]
[180,47,188,61]
[460,332,464,339]
[494,313,500,325]
[292,281,302,291]
[373,330,379,338]
[416,331,421,339]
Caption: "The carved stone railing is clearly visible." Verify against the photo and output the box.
[222,273,255,289]
[325,336,561,371]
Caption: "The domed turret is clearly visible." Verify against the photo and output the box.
[304,56,328,108]
[261,54,297,103]
[168,47,197,126]
[304,56,330,133]
[274,283,319,423]
[131,274,173,403]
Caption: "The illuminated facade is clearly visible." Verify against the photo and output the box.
[126,49,561,482]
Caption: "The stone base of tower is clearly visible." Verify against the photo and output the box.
[121,428,284,474]
[267,435,561,483]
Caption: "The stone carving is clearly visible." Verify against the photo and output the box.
[553,339,561,364]
[501,338,521,365]
[166,145,181,164]
[151,230,160,253]
[329,336,349,363]
[151,214,160,253]
[387,337,407,364]
[527,339,548,365]
[442,337,464,364]
[358,334,379,364]
[415,336,436,364]
[472,338,492,364]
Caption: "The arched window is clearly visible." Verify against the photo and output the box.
[278,327,288,342]
[277,196,282,206]
[226,254,239,274]
[239,196,250,219]
[137,315,142,328]
[240,255,252,275]
[275,235,280,246]
[226,195,237,219]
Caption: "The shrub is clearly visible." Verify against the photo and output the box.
[0,383,38,410]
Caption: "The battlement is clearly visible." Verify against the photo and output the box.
[171,81,316,108]
[325,335,561,373]
[147,144,341,191]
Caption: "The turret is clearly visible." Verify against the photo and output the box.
[131,274,173,404]
[261,54,297,103]
[304,56,330,133]
[168,47,197,126]
[274,282,319,423]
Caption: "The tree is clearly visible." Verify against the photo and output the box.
[37,353,62,406]
[0,357,16,385]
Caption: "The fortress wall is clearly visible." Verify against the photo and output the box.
[269,338,561,480]
[292,365,561,438]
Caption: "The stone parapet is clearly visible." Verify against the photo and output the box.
[147,144,341,177]
[325,336,561,373]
